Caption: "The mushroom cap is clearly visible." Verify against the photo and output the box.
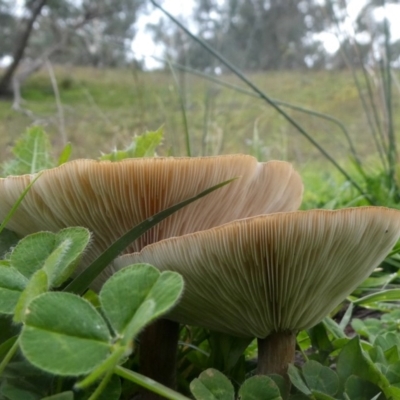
[0,155,303,284]
[113,207,400,338]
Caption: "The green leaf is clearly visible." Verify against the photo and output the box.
[0,228,20,259]
[41,392,74,400]
[58,143,72,165]
[13,269,48,323]
[354,289,400,305]
[238,375,282,400]
[64,178,236,295]
[269,374,289,400]
[190,368,235,400]
[302,360,339,396]
[75,375,121,400]
[115,365,191,400]
[336,337,390,392]
[0,266,28,314]
[2,126,55,176]
[0,335,18,362]
[11,232,55,278]
[374,332,400,353]
[99,128,163,161]
[0,173,42,236]
[344,376,381,400]
[386,361,400,384]
[287,364,312,396]
[208,332,253,374]
[322,317,347,339]
[100,264,183,340]
[0,380,41,400]
[20,292,112,375]
[11,228,90,287]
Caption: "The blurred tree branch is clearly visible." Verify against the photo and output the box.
[0,0,47,96]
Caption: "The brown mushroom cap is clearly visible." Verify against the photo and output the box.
[113,207,400,338]
[0,155,303,284]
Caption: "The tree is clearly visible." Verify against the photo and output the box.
[0,0,145,97]
[151,0,331,71]
[0,0,47,96]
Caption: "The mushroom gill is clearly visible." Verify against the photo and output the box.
[114,207,400,376]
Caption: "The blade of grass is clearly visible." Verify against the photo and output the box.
[115,366,191,400]
[166,58,191,157]
[151,0,373,204]
[0,173,42,235]
[64,178,236,294]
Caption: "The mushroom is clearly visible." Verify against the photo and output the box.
[0,155,303,392]
[113,207,400,377]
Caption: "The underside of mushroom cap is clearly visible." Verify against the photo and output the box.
[0,155,303,285]
[113,207,400,338]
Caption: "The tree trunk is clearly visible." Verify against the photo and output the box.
[0,0,47,97]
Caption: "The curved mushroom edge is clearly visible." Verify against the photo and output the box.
[113,207,400,338]
[0,155,303,289]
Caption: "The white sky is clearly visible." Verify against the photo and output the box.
[131,0,400,70]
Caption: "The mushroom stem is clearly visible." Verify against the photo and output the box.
[257,331,296,376]
[139,319,180,400]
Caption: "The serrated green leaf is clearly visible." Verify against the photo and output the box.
[100,264,183,340]
[20,292,111,376]
[2,126,55,176]
[58,143,72,166]
[287,364,312,396]
[0,266,28,314]
[99,129,163,161]
[238,375,282,400]
[13,269,48,323]
[302,360,339,396]
[190,368,234,400]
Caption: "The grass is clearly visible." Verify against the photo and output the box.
[0,65,399,208]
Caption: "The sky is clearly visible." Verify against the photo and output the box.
[131,0,400,70]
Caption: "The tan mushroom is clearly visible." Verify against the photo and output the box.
[113,207,400,376]
[0,155,303,392]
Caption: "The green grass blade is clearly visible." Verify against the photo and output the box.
[353,289,400,306]
[163,58,360,165]
[64,178,236,294]
[0,173,42,235]
[166,58,191,157]
[115,366,191,400]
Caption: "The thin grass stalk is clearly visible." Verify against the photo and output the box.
[144,53,362,163]
[166,58,191,157]
[326,0,388,173]
[381,3,397,196]
[201,86,212,156]
[151,0,373,203]
[168,60,360,163]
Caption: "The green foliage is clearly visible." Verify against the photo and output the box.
[0,227,90,317]
[99,128,163,160]
[2,126,56,176]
